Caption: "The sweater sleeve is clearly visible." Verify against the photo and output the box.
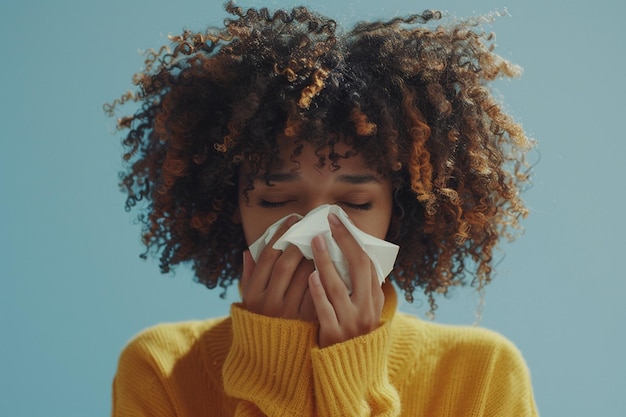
[310,320,401,417]
[222,304,318,417]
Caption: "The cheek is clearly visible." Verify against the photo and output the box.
[238,197,257,246]
[353,208,393,240]
[239,204,286,247]
[241,220,261,247]
[239,206,262,246]
[366,190,393,240]
[373,213,393,239]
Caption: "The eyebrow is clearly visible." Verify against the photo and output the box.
[336,174,382,184]
[260,172,382,184]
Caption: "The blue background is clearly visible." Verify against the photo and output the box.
[1,0,624,415]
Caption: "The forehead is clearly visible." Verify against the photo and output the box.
[273,136,367,171]
[238,131,392,187]
[239,138,379,184]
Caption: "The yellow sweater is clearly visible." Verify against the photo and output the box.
[112,284,538,416]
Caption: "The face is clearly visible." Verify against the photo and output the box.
[238,139,393,246]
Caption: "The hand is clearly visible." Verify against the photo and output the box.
[241,215,317,321]
[309,212,385,348]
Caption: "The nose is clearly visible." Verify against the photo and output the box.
[302,196,334,216]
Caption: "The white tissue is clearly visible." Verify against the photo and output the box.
[248,204,399,292]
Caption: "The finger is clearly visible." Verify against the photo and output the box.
[369,260,381,293]
[282,258,315,312]
[264,245,306,304]
[309,271,339,328]
[299,287,317,321]
[246,215,300,294]
[311,234,351,308]
[327,212,372,303]
[370,262,385,314]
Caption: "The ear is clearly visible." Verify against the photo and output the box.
[231,207,242,224]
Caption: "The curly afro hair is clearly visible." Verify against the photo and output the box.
[105,2,533,309]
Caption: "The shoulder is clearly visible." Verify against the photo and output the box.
[392,312,528,369]
[117,317,229,375]
[390,314,538,415]
[112,318,233,414]
[394,312,519,346]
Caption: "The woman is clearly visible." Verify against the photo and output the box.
[107,2,538,415]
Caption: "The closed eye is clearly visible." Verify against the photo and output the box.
[258,199,292,208]
[259,200,372,211]
[341,202,372,211]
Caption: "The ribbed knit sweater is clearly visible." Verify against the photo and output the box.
[112,283,538,416]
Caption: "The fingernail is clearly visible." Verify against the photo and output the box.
[328,213,341,226]
[310,271,321,286]
[313,235,326,252]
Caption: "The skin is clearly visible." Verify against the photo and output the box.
[238,140,393,347]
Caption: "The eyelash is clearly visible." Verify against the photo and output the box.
[259,200,372,211]
[258,200,289,208]
[342,202,373,211]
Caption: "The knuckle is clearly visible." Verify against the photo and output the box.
[355,314,372,331]
[357,306,379,330]
[327,281,347,297]
[272,257,296,277]
[257,247,277,264]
